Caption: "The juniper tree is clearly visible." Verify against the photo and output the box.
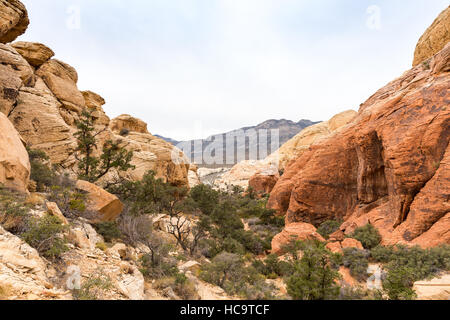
[74,109,134,183]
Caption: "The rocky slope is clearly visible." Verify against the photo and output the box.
[268,41,450,249]
[0,2,193,187]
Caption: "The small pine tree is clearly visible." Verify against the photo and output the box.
[74,109,135,183]
[286,241,341,300]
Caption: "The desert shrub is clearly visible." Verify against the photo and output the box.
[342,248,370,281]
[339,285,384,300]
[0,186,29,233]
[27,148,56,192]
[382,264,417,300]
[95,242,108,251]
[317,220,342,240]
[285,240,341,300]
[200,252,244,288]
[73,272,113,300]
[189,184,219,215]
[22,214,68,259]
[94,221,121,243]
[139,237,178,279]
[370,245,395,263]
[252,254,293,279]
[173,273,199,300]
[350,224,381,249]
[48,184,88,219]
[117,211,153,244]
[154,274,199,300]
[370,244,450,300]
[379,245,450,281]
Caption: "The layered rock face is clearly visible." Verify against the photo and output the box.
[0,6,191,187]
[413,6,450,67]
[268,43,450,248]
[0,0,29,44]
[0,112,30,192]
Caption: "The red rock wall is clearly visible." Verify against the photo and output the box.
[268,43,450,248]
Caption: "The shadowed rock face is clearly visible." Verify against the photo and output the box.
[268,43,450,248]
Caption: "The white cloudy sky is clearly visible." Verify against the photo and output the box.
[19,0,449,141]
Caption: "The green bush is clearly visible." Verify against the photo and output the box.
[73,272,113,300]
[252,254,293,279]
[189,184,219,215]
[0,186,29,233]
[94,221,121,243]
[27,148,56,192]
[22,214,68,259]
[48,185,88,219]
[350,224,381,249]
[382,264,417,300]
[342,248,370,281]
[317,220,342,240]
[285,240,341,300]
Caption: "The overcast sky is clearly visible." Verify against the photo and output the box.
[19,0,449,141]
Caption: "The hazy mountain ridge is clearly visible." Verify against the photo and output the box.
[157,119,320,166]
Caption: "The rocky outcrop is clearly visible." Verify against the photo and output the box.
[0,112,30,192]
[0,43,34,115]
[110,114,148,134]
[248,166,279,195]
[9,78,77,166]
[75,180,124,222]
[413,6,450,66]
[109,115,190,186]
[271,222,325,254]
[11,42,54,67]
[36,59,85,114]
[0,28,191,188]
[0,225,69,300]
[0,0,29,44]
[268,43,450,248]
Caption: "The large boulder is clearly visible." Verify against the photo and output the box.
[11,41,54,67]
[268,43,450,248]
[271,222,325,255]
[0,0,29,44]
[413,6,450,66]
[0,112,30,192]
[75,180,124,222]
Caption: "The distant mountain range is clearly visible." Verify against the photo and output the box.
[156,119,320,166]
